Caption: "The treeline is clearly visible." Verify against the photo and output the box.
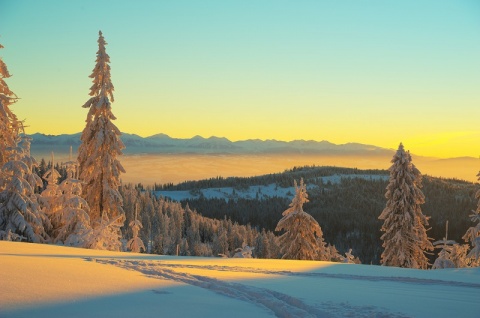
[120,184,280,258]
[33,162,477,264]
[30,158,281,258]
[155,166,388,191]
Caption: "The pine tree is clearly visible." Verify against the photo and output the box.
[233,242,254,258]
[254,228,271,259]
[54,148,92,246]
[0,134,50,242]
[0,41,20,169]
[18,131,44,201]
[432,221,456,269]
[40,153,62,235]
[212,223,229,257]
[127,206,146,253]
[275,179,326,260]
[379,143,433,269]
[0,42,48,243]
[344,249,356,264]
[85,213,124,251]
[77,31,125,237]
[324,244,343,262]
[449,244,470,268]
[463,179,480,266]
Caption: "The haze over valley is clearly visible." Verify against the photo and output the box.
[30,132,480,184]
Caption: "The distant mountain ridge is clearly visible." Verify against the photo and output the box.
[29,132,395,156]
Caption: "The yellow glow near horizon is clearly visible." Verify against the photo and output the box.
[404,131,480,159]
[4,1,480,161]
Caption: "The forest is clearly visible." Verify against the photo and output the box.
[153,166,477,264]
[31,160,479,265]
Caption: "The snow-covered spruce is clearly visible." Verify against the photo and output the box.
[463,181,480,266]
[275,178,327,260]
[0,134,50,242]
[0,43,49,242]
[378,143,433,269]
[77,31,125,250]
[432,221,456,269]
[127,206,145,253]
[0,41,20,168]
[52,149,92,247]
[85,213,124,251]
[233,242,254,258]
[459,169,480,267]
[343,248,361,264]
[39,153,62,239]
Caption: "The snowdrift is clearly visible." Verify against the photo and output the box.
[1,241,479,318]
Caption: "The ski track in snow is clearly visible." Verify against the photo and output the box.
[91,258,410,318]
[91,258,480,290]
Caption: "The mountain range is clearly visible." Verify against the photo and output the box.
[28,132,480,183]
[29,132,395,156]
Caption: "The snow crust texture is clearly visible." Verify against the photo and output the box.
[2,242,479,318]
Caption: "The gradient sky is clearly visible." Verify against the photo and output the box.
[1,0,479,158]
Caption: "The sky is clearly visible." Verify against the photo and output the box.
[0,0,479,158]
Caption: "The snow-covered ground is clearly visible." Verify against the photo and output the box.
[155,174,389,202]
[2,241,479,318]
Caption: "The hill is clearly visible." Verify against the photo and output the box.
[2,241,479,318]
[154,166,478,264]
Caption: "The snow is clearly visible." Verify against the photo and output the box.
[2,241,479,318]
[155,174,389,202]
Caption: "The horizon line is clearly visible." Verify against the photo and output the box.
[26,131,480,160]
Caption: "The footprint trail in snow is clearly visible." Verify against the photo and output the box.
[92,259,411,318]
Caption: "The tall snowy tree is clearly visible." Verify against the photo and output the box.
[379,143,433,269]
[77,31,125,233]
[0,134,50,242]
[0,42,49,242]
[463,175,480,266]
[0,41,20,169]
[275,179,326,260]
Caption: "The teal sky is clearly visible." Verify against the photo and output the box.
[1,0,479,158]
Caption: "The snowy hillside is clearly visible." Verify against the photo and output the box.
[2,241,479,318]
[155,174,389,202]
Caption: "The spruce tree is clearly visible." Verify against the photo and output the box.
[275,179,326,260]
[463,173,480,266]
[379,143,433,269]
[85,213,124,251]
[0,134,50,242]
[78,31,125,233]
[432,221,456,269]
[46,149,92,246]
[127,206,145,253]
[40,153,62,234]
[19,133,44,195]
[0,41,20,168]
[0,44,48,242]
